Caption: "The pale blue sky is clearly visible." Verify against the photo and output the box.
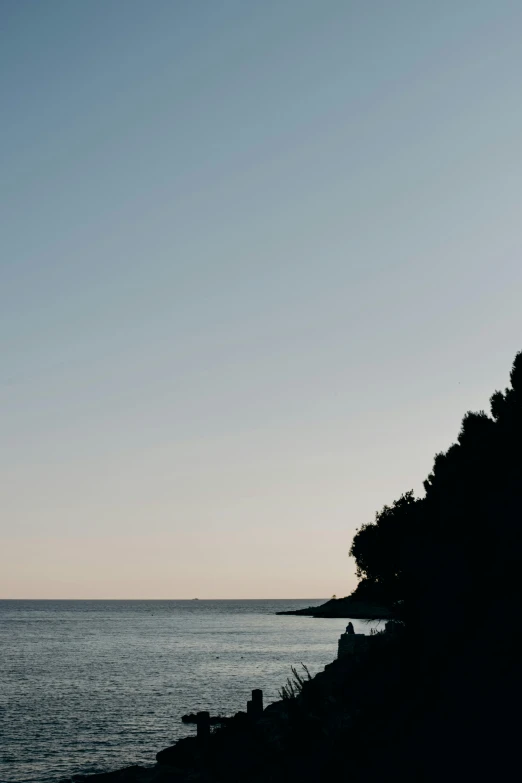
[2,0,522,597]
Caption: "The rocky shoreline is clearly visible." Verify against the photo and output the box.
[67,626,399,783]
[276,595,393,619]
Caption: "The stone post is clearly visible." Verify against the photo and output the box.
[196,711,210,742]
[338,632,367,659]
[251,689,263,717]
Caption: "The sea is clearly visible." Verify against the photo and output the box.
[0,600,379,783]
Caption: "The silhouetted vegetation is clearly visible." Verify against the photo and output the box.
[350,351,522,636]
[77,352,522,783]
[278,664,312,700]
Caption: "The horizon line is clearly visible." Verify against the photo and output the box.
[0,596,329,601]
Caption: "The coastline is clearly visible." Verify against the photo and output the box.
[3,599,341,783]
[275,595,393,620]
[69,624,396,783]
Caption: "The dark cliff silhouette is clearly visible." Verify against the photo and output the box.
[345,349,522,779]
[75,352,522,783]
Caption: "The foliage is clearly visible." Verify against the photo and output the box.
[348,351,522,634]
[278,663,312,700]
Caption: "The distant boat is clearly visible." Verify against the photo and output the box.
[193,598,199,600]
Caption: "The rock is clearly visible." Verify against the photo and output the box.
[181,712,229,725]
[156,736,198,767]
[337,633,369,659]
[385,620,402,634]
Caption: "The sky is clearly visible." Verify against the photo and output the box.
[2,0,522,599]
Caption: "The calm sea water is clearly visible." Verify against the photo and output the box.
[0,600,377,783]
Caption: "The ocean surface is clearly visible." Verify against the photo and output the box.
[0,600,379,783]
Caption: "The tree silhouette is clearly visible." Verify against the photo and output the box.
[349,351,522,637]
